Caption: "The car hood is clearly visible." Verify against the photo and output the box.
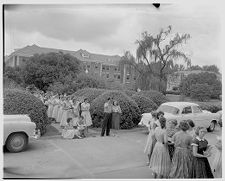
[4,114,31,122]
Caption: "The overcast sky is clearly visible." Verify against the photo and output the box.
[4,3,222,71]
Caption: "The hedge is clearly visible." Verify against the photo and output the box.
[3,89,50,135]
[131,94,158,114]
[72,88,106,102]
[190,83,211,101]
[134,90,169,106]
[90,90,141,129]
[123,90,137,97]
[198,102,222,113]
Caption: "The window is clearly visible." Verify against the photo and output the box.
[106,66,109,71]
[106,74,109,78]
[95,65,98,69]
[115,67,118,71]
[87,65,90,68]
[114,74,117,78]
[102,65,106,70]
[134,77,136,80]
[118,75,120,79]
[182,106,192,114]
[126,75,130,80]
[192,106,202,113]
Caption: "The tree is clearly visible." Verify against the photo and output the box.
[188,65,202,71]
[136,26,191,94]
[21,52,82,91]
[202,65,219,73]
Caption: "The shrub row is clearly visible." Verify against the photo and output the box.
[198,102,222,113]
[3,89,50,135]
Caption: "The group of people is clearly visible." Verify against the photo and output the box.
[42,93,93,139]
[144,111,222,178]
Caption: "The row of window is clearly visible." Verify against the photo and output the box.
[83,64,120,72]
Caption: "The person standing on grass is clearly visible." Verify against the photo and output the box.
[101,97,113,137]
[111,100,122,130]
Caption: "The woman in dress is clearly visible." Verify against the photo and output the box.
[111,100,122,130]
[186,119,196,138]
[191,126,214,178]
[211,121,222,178]
[47,96,54,119]
[60,97,71,128]
[149,117,171,178]
[166,119,178,161]
[62,118,81,139]
[81,98,92,133]
[51,95,60,122]
[169,120,193,178]
[144,111,158,166]
[56,96,65,123]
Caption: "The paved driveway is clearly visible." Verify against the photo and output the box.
[4,125,221,179]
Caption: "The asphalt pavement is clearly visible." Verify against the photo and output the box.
[3,124,221,179]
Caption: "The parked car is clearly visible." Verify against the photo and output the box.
[139,102,220,132]
[4,114,36,153]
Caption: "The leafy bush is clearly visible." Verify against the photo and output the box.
[90,90,141,129]
[166,90,181,95]
[73,88,106,102]
[190,83,212,101]
[105,80,126,90]
[131,94,158,114]
[198,102,222,113]
[3,77,24,91]
[134,90,169,106]
[48,81,78,95]
[3,89,50,135]
[180,72,221,99]
[123,90,137,97]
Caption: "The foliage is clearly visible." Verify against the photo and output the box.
[202,65,219,73]
[180,72,222,99]
[190,83,212,101]
[21,52,81,91]
[123,90,137,97]
[134,90,169,106]
[4,66,24,85]
[73,88,106,102]
[198,102,222,113]
[3,89,50,135]
[105,80,126,90]
[74,73,106,90]
[136,26,191,93]
[47,81,77,95]
[131,94,158,114]
[188,65,203,71]
[165,90,181,95]
[90,90,141,129]
[3,77,24,90]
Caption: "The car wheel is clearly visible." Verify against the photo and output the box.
[6,133,28,153]
[207,121,216,132]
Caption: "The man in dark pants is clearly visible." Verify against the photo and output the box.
[101,97,113,136]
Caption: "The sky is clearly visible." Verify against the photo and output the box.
[4,3,222,71]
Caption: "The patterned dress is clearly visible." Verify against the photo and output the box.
[169,131,193,178]
[149,127,171,178]
[81,102,92,127]
[166,128,178,161]
[191,137,214,178]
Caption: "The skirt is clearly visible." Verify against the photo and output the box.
[144,132,157,159]
[62,129,79,139]
[192,157,214,178]
[52,105,59,119]
[47,104,54,118]
[60,110,69,127]
[149,142,171,178]
[56,106,63,123]
[212,149,222,178]
[169,147,193,178]
[81,111,92,127]
[111,112,121,129]
[168,143,175,161]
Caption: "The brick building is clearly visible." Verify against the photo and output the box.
[5,44,139,89]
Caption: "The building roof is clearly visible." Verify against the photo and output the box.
[8,44,121,65]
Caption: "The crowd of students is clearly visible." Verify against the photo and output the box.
[144,111,222,179]
[34,92,93,139]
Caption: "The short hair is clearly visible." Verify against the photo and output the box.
[170,119,178,126]
[151,111,158,119]
[179,120,189,131]
[67,118,72,123]
[84,98,88,102]
[107,97,111,101]
[159,117,166,129]
[195,126,207,135]
[157,111,164,119]
[186,119,195,128]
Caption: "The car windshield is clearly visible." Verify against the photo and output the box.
[157,105,179,115]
